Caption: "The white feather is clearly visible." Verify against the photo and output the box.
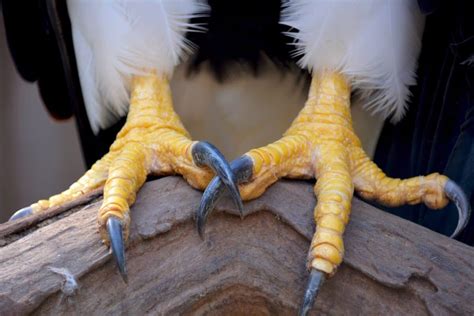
[67,0,208,133]
[281,0,425,122]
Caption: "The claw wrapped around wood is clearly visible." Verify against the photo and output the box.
[194,71,472,314]
[9,74,239,282]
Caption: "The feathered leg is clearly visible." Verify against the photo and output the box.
[197,71,471,314]
[10,73,241,281]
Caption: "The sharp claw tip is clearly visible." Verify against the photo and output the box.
[120,272,129,284]
[238,204,245,220]
[193,141,244,214]
[106,217,127,284]
[9,207,33,221]
[116,258,128,284]
[444,180,471,238]
[237,199,244,213]
[299,269,325,316]
[196,217,206,240]
[198,229,206,241]
[230,189,244,212]
[195,155,253,241]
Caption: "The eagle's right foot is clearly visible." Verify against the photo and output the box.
[196,71,471,315]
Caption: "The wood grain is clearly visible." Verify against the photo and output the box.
[0,177,473,315]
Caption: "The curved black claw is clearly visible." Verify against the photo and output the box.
[196,156,253,238]
[106,217,128,283]
[299,269,326,316]
[192,142,243,212]
[9,206,33,221]
[445,180,472,238]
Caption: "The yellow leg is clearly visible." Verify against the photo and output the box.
[234,72,355,274]
[11,74,243,274]
[198,71,469,309]
[199,72,467,315]
[11,72,246,279]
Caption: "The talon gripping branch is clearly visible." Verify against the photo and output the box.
[2,0,472,314]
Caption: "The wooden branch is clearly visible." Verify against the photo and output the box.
[0,177,473,315]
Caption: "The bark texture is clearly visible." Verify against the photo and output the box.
[0,177,473,315]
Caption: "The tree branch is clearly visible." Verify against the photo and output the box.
[0,177,473,315]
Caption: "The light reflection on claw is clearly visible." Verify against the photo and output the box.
[196,155,253,238]
[299,269,325,316]
[107,216,128,283]
[9,206,33,221]
[192,141,243,213]
[445,179,471,238]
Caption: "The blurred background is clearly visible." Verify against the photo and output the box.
[0,12,84,222]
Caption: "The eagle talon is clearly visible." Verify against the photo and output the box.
[299,269,326,316]
[444,180,472,238]
[9,206,34,221]
[298,269,326,316]
[196,156,253,237]
[106,216,127,283]
[192,141,243,212]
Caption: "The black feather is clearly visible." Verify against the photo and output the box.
[2,0,73,119]
[187,0,299,81]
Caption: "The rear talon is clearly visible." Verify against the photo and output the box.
[444,180,471,238]
[196,156,253,237]
[11,74,237,282]
[299,269,326,316]
[192,141,243,212]
[107,216,127,283]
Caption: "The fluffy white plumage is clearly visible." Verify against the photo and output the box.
[67,0,208,133]
[281,0,425,122]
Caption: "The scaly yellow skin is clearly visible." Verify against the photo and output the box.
[239,71,449,275]
[24,71,450,273]
[27,74,214,243]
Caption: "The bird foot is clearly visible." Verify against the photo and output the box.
[9,74,241,282]
[197,71,471,315]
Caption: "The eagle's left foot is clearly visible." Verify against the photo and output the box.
[9,74,241,282]
[197,71,471,315]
